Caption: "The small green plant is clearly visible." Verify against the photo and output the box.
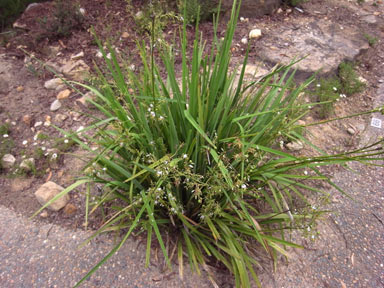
[33,1,384,287]
[38,0,84,39]
[314,77,342,119]
[364,33,378,47]
[128,0,181,38]
[0,123,10,135]
[284,0,308,6]
[338,62,365,96]
[178,0,219,23]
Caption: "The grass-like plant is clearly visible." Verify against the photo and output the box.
[33,0,384,287]
[313,77,342,119]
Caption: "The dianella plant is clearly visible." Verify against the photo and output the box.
[33,0,384,287]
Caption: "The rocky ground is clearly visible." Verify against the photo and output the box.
[0,0,383,287]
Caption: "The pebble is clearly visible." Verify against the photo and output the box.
[63,203,77,216]
[286,141,304,151]
[22,115,32,126]
[34,121,42,127]
[54,114,68,123]
[71,51,84,60]
[20,158,35,172]
[79,7,85,16]
[34,181,70,211]
[44,78,63,90]
[56,89,71,100]
[347,128,355,135]
[50,99,62,111]
[121,32,130,39]
[16,86,24,92]
[241,37,248,45]
[249,29,262,39]
[40,210,49,218]
[1,154,16,169]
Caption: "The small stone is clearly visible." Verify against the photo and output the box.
[249,29,262,39]
[286,141,304,151]
[23,115,32,126]
[1,154,16,169]
[241,37,248,45]
[71,51,84,60]
[79,7,86,16]
[44,115,52,127]
[286,9,292,14]
[76,91,95,107]
[96,51,103,58]
[40,210,49,218]
[347,128,355,135]
[16,86,24,92]
[135,11,143,18]
[54,113,68,123]
[55,84,66,92]
[121,32,130,39]
[358,76,367,84]
[379,79,384,83]
[34,181,70,211]
[57,89,71,100]
[277,8,283,14]
[50,99,62,111]
[20,158,35,172]
[63,203,77,216]
[34,121,43,127]
[44,78,64,90]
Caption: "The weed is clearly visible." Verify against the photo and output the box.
[33,1,384,287]
[364,33,378,47]
[127,0,181,38]
[178,0,219,23]
[0,123,10,135]
[338,62,365,96]
[313,77,342,119]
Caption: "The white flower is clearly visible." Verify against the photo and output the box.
[159,115,164,121]
[304,170,308,175]
[3,134,8,138]
[182,154,188,159]
[51,153,57,159]
[102,167,107,171]
[333,87,337,91]
[41,147,46,151]
[188,164,194,168]
[22,140,28,145]
[150,111,156,118]
[156,170,163,176]
[64,139,69,144]
[241,184,247,189]
[316,84,321,87]
[307,227,311,232]
[311,235,315,239]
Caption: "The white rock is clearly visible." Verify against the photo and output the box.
[96,51,103,58]
[71,51,84,60]
[34,121,43,127]
[79,8,86,16]
[286,141,304,151]
[50,99,62,111]
[241,37,248,45]
[20,158,35,171]
[249,29,262,39]
[347,128,355,135]
[358,76,367,84]
[34,181,70,211]
[44,78,63,90]
[1,154,16,169]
